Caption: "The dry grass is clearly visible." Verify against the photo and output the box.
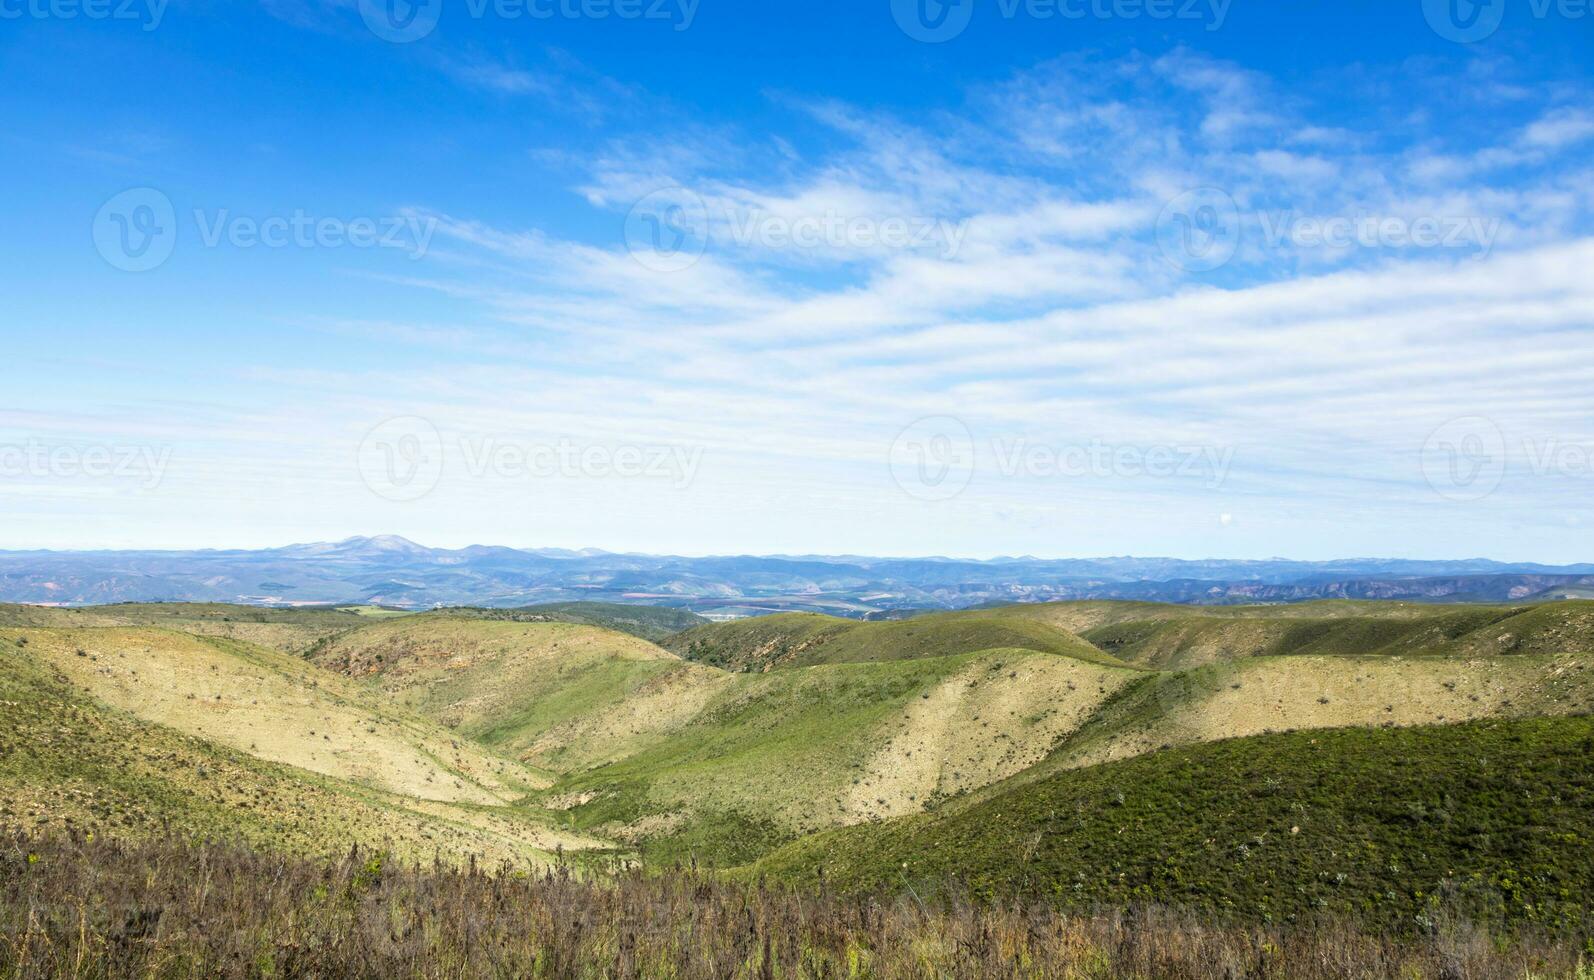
[2,833,1588,980]
[7,627,547,804]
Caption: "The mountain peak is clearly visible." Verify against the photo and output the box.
[335,535,431,555]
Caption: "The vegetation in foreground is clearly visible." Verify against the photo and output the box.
[756,716,1594,934]
[3,833,1591,980]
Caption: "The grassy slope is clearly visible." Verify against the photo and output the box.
[662,609,1125,672]
[313,603,1594,870]
[755,715,1594,932]
[313,615,1150,865]
[1070,601,1594,669]
[971,651,1594,800]
[309,616,725,771]
[0,644,603,866]
[0,602,373,654]
[995,598,1454,633]
[547,649,1145,865]
[432,602,708,641]
[4,626,549,805]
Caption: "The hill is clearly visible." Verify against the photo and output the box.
[0,602,374,654]
[8,595,1594,931]
[0,633,604,865]
[544,647,1144,864]
[309,603,1594,867]
[426,601,708,641]
[310,615,1146,863]
[5,624,548,804]
[662,609,1125,671]
[755,715,1594,932]
[1069,602,1594,669]
[307,615,725,771]
[1037,651,1593,775]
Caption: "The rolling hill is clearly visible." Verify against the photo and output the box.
[662,609,1126,671]
[5,595,1594,939]
[754,715,1594,932]
[308,614,1144,863]
[5,624,547,804]
[431,602,709,641]
[0,631,605,865]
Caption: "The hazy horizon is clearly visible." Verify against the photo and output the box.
[2,531,1590,568]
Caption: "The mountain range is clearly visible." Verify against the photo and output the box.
[4,535,1593,615]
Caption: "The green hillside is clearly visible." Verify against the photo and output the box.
[308,616,725,770]
[308,604,1594,869]
[755,715,1594,932]
[1071,601,1594,669]
[7,596,1594,941]
[662,609,1125,671]
[428,601,708,641]
[0,637,604,866]
[311,615,1146,865]
[0,602,374,654]
[545,647,1143,864]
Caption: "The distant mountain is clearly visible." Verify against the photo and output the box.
[1,536,1591,614]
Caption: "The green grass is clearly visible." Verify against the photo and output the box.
[10,595,1594,940]
[544,648,1142,865]
[754,714,1594,933]
[548,653,980,864]
[1074,602,1594,668]
[427,602,708,641]
[664,609,1124,671]
[308,616,711,768]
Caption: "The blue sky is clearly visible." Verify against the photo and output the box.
[2,0,1593,560]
